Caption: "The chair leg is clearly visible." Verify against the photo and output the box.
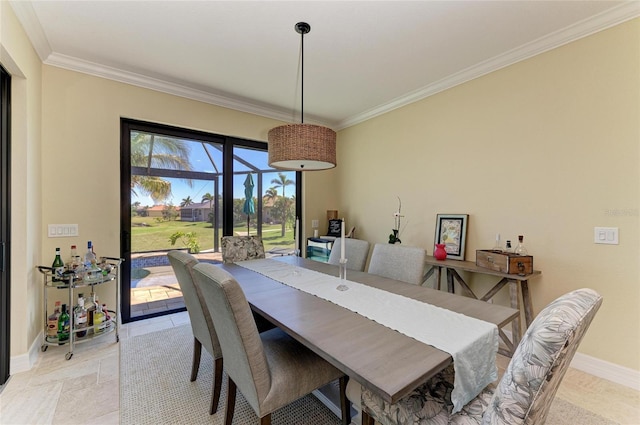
[190,337,202,382]
[339,376,351,425]
[260,414,271,425]
[209,357,223,414]
[225,377,237,425]
[361,410,375,425]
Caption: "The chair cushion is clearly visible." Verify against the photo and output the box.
[483,288,602,425]
[221,236,265,263]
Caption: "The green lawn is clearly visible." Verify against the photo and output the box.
[130,216,294,253]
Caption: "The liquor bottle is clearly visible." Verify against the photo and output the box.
[58,304,70,342]
[514,235,528,256]
[74,294,88,338]
[84,241,96,268]
[492,233,502,252]
[69,245,81,271]
[504,240,513,253]
[86,293,97,326]
[93,303,106,334]
[47,301,61,338]
[51,247,65,282]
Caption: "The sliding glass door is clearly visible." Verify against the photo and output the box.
[0,65,11,385]
[120,119,299,322]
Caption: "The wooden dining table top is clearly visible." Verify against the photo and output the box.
[218,256,519,404]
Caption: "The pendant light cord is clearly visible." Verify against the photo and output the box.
[300,29,304,124]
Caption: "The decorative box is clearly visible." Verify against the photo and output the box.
[476,250,533,275]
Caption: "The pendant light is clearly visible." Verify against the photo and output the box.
[268,22,337,171]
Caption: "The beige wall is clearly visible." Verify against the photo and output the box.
[3,0,638,377]
[325,19,640,370]
[1,2,43,359]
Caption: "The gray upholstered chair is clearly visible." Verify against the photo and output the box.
[221,235,265,263]
[353,288,602,425]
[367,243,426,285]
[191,262,351,425]
[167,250,223,415]
[328,238,371,272]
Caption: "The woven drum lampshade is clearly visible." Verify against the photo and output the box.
[268,123,336,171]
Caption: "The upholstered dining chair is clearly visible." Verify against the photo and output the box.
[328,238,371,272]
[221,235,265,263]
[367,243,426,285]
[191,262,351,425]
[350,288,602,425]
[167,250,223,415]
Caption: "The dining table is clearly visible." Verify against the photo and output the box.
[218,256,519,408]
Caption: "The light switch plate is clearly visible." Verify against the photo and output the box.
[594,227,618,244]
[48,224,79,238]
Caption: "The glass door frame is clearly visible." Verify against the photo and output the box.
[120,118,301,323]
[0,64,11,385]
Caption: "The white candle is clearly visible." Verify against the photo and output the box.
[295,217,299,256]
[341,218,346,261]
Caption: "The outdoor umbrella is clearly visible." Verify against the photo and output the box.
[242,174,255,235]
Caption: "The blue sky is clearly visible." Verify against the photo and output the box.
[131,144,296,206]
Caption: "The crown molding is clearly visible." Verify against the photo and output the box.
[335,1,640,130]
[8,1,52,60]
[45,52,305,125]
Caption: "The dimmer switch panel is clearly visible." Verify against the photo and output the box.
[48,224,79,238]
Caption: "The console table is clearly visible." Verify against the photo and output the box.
[423,256,541,356]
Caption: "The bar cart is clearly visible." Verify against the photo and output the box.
[37,257,123,360]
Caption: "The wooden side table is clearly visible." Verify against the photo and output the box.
[423,256,541,356]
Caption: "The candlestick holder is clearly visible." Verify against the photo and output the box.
[336,258,349,291]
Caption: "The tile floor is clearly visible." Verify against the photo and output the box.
[1,311,639,424]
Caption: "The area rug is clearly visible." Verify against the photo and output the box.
[120,325,617,425]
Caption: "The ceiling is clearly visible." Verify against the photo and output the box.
[9,1,640,130]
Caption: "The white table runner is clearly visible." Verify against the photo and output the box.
[237,258,498,412]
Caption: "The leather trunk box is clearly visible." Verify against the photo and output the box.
[476,250,533,275]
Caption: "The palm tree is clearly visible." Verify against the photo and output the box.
[202,193,215,225]
[270,173,295,237]
[130,132,192,202]
[270,173,294,199]
[180,196,193,207]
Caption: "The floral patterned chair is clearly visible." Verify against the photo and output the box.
[221,235,265,263]
[357,288,602,425]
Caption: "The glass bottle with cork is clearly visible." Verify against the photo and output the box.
[514,235,528,256]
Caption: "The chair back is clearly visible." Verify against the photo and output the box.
[221,236,265,263]
[484,288,603,425]
[167,251,221,358]
[191,262,271,414]
[367,243,426,285]
[328,238,371,272]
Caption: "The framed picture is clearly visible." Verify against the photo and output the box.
[434,214,469,260]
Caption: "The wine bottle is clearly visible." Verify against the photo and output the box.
[51,247,65,282]
[58,304,70,342]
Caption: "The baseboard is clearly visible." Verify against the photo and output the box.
[570,352,640,392]
[9,331,42,375]
[501,328,640,392]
